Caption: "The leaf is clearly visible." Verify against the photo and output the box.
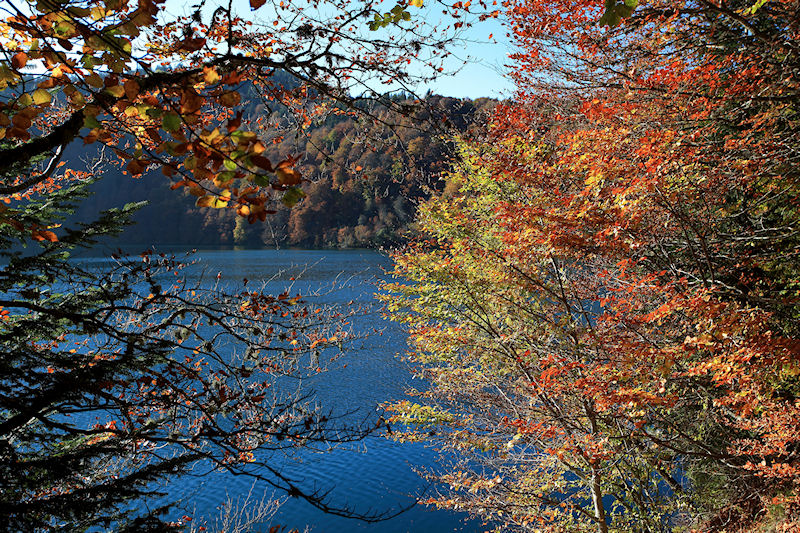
[83,114,101,129]
[178,37,206,52]
[196,195,229,208]
[105,84,125,98]
[31,229,57,242]
[162,113,182,132]
[203,66,220,84]
[250,0,267,8]
[218,91,241,107]
[123,79,140,100]
[250,155,273,171]
[11,52,27,70]
[252,173,270,187]
[744,0,770,14]
[281,187,306,208]
[410,0,423,7]
[126,159,147,175]
[276,165,302,186]
[32,89,51,105]
[196,195,215,208]
[599,0,637,26]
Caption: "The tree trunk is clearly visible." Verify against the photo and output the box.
[590,465,609,533]
[584,401,608,533]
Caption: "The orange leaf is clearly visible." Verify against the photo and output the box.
[276,161,301,186]
[11,52,27,70]
[32,230,58,242]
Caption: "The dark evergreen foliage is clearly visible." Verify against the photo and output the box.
[0,181,376,530]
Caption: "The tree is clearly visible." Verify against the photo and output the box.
[384,0,800,531]
[0,0,498,528]
[384,144,687,532]
[0,0,496,220]
[0,175,379,530]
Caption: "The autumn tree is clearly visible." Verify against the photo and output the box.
[385,0,800,531]
[0,176,376,530]
[0,0,499,528]
[0,0,496,218]
[384,144,689,532]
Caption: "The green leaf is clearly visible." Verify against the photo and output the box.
[252,173,270,187]
[216,171,236,185]
[599,0,638,26]
[281,187,306,208]
[162,113,181,132]
[32,89,52,105]
[83,114,101,129]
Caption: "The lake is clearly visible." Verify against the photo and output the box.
[91,247,484,533]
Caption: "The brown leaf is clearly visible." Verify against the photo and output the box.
[11,52,27,70]
[251,155,273,171]
[178,37,206,52]
[126,159,147,175]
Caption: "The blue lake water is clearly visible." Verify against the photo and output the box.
[82,248,483,533]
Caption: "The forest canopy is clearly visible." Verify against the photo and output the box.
[384,0,800,531]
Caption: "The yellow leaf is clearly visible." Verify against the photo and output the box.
[105,84,125,98]
[32,89,51,105]
[196,195,215,208]
[203,66,220,84]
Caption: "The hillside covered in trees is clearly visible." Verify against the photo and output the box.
[73,92,495,248]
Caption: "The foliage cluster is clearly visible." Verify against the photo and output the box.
[384,0,800,531]
[73,94,496,248]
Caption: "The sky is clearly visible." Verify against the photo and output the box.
[417,17,516,99]
[397,9,516,100]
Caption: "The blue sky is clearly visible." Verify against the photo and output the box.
[417,18,515,99]
[399,10,515,99]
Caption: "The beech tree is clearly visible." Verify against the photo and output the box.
[0,0,497,217]
[0,178,369,530]
[385,0,800,531]
[0,0,498,528]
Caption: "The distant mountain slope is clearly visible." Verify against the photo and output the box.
[69,94,495,248]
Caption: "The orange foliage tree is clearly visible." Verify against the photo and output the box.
[384,1,800,531]
[0,0,497,218]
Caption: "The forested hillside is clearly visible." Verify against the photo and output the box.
[73,93,495,248]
